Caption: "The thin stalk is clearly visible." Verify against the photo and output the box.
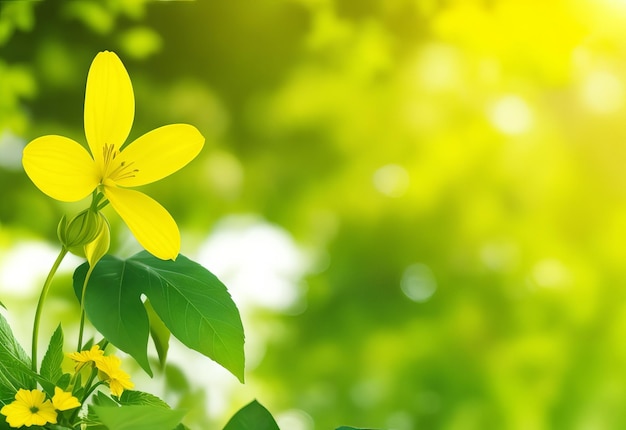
[68,367,102,424]
[32,247,68,371]
[96,200,109,211]
[77,265,95,351]
[91,188,107,211]
[90,190,104,210]
[81,378,105,403]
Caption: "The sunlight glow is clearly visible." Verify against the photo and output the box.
[373,164,410,198]
[489,95,534,135]
[580,70,624,114]
[0,130,25,171]
[532,259,572,289]
[417,44,462,91]
[600,0,626,10]
[197,215,311,313]
[400,263,437,303]
[275,409,315,430]
[386,410,414,430]
[0,241,81,297]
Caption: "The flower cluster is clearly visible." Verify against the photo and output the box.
[0,345,133,428]
[68,345,134,397]
[0,387,80,428]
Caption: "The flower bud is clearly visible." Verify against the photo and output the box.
[85,213,110,266]
[58,209,102,250]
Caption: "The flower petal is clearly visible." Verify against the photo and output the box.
[114,124,204,187]
[85,213,110,267]
[33,401,57,424]
[104,187,180,260]
[84,51,134,165]
[22,136,99,202]
[52,387,81,411]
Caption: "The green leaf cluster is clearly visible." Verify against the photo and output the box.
[84,390,185,430]
[0,252,253,430]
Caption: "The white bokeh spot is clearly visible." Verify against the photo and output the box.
[580,70,624,114]
[489,95,534,135]
[373,164,410,198]
[197,215,311,313]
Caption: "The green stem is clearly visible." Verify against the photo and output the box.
[32,247,68,372]
[91,191,105,211]
[96,200,109,211]
[82,378,105,403]
[68,366,102,424]
[77,265,95,351]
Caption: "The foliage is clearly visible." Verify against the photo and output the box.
[223,400,279,430]
[73,252,245,382]
[5,0,626,429]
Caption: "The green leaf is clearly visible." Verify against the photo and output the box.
[0,312,34,392]
[55,373,71,391]
[131,252,245,382]
[40,324,64,387]
[71,372,83,399]
[0,382,16,407]
[0,300,5,309]
[119,390,170,409]
[0,313,58,407]
[145,299,170,368]
[92,391,119,407]
[85,403,110,430]
[74,252,245,382]
[74,258,152,376]
[223,400,280,430]
[93,405,186,430]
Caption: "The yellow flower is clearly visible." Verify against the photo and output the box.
[22,51,204,260]
[0,389,57,428]
[68,344,105,370]
[96,355,134,397]
[51,387,81,411]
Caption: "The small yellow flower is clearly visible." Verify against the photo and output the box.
[96,355,134,397]
[51,387,81,411]
[0,389,57,428]
[68,344,104,370]
[22,50,204,260]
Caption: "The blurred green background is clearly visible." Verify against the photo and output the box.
[3,0,626,428]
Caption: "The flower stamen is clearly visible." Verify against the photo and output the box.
[102,143,139,182]
[102,143,117,166]
[109,160,139,181]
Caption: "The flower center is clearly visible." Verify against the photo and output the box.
[102,142,117,166]
[30,406,39,413]
[102,143,139,183]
